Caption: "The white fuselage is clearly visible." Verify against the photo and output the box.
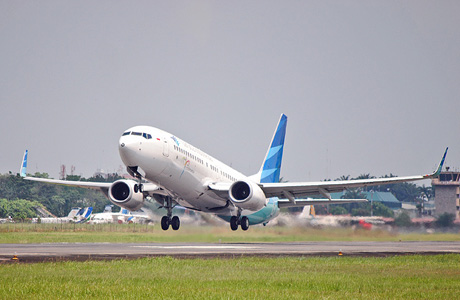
[119,126,264,217]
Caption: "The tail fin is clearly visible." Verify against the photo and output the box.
[84,207,93,218]
[67,207,81,218]
[256,114,288,183]
[20,150,28,177]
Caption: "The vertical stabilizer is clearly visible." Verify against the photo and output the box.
[257,114,287,183]
[20,150,28,177]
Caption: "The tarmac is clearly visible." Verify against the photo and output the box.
[1,241,459,263]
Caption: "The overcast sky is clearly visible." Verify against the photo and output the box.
[1,1,459,183]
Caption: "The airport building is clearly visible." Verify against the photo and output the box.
[432,170,460,219]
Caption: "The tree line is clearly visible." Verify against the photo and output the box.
[0,172,123,219]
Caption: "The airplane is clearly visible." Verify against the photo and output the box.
[32,207,93,223]
[89,205,152,224]
[20,114,448,231]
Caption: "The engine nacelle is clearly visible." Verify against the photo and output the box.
[229,180,267,211]
[108,179,144,211]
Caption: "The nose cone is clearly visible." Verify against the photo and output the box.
[119,136,140,167]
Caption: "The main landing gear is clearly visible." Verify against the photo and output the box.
[160,196,180,231]
[230,215,249,231]
[161,215,180,231]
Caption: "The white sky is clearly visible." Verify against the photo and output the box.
[1,1,459,182]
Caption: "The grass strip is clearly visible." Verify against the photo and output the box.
[0,255,459,299]
[1,224,460,243]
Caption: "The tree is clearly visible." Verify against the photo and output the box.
[0,198,42,220]
[394,211,412,227]
[0,173,112,217]
[329,206,348,215]
[435,213,455,228]
[418,185,433,200]
[351,206,370,217]
[372,201,394,218]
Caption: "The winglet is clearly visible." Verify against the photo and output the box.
[430,147,448,178]
[20,150,28,177]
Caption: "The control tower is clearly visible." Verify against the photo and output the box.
[432,170,460,219]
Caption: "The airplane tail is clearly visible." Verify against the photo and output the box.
[75,207,93,223]
[20,150,28,177]
[67,207,82,218]
[252,114,287,183]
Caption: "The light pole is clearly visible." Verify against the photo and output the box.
[370,190,374,217]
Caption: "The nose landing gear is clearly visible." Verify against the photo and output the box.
[160,196,180,231]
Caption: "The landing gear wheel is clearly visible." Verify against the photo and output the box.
[230,216,238,231]
[134,184,139,193]
[161,216,170,230]
[240,216,249,231]
[138,184,143,193]
[171,216,180,230]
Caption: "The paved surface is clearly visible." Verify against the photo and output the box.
[1,241,459,263]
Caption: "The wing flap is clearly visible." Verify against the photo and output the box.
[278,198,368,208]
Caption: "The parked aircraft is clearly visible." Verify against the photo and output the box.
[21,114,447,231]
[89,205,152,224]
[32,207,93,223]
[0,216,14,224]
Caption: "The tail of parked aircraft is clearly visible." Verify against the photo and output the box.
[75,207,93,223]
[254,114,287,183]
[67,207,82,218]
[20,150,28,177]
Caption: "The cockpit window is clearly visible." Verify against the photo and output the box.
[122,131,153,139]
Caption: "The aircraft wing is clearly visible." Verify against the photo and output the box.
[24,177,112,191]
[262,147,448,203]
[20,150,162,196]
[24,176,164,197]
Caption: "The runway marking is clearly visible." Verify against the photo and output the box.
[132,245,259,249]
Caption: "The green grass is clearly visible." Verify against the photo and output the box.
[0,255,459,299]
[1,223,460,244]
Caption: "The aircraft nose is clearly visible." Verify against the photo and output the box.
[118,137,140,166]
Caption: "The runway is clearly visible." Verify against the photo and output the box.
[1,241,459,263]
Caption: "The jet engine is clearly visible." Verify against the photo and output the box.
[229,180,267,211]
[108,179,144,211]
